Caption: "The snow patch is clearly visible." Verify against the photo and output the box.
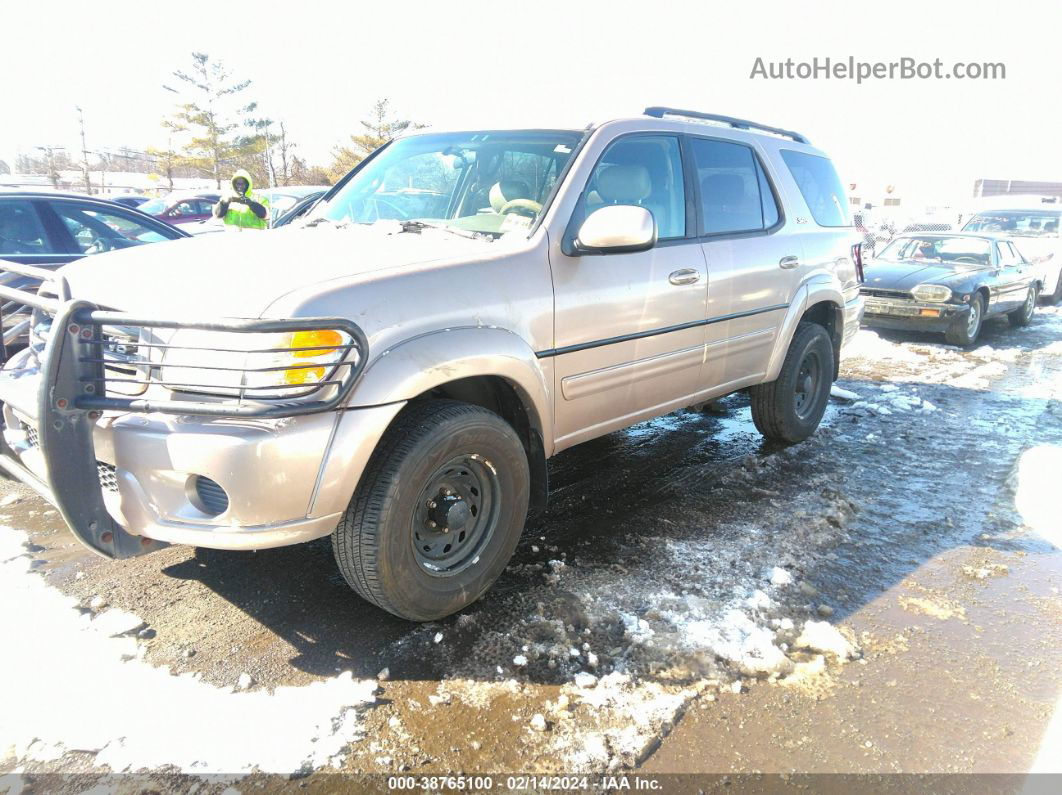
[793,620,859,661]
[0,527,376,774]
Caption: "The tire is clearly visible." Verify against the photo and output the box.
[749,322,834,444]
[1008,284,1038,327]
[945,293,985,346]
[1046,274,1062,305]
[332,399,530,621]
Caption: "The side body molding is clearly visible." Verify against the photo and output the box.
[346,326,554,450]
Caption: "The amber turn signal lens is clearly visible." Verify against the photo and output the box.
[290,329,344,358]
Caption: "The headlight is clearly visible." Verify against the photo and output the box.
[911,284,952,303]
[159,328,351,397]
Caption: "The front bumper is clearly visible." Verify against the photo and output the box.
[860,296,967,334]
[0,262,374,558]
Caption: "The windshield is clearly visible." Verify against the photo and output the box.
[877,236,992,266]
[310,130,583,235]
[138,198,166,215]
[963,210,1060,237]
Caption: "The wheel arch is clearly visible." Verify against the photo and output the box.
[765,280,845,382]
[346,328,553,515]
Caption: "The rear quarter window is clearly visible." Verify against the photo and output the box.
[780,150,851,228]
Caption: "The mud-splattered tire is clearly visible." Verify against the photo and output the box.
[1008,284,1038,327]
[945,294,984,346]
[332,399,530,622]
[749,322,834,444]
[1046,275,1062,305]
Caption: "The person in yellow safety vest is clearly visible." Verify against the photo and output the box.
[212,169,270,230]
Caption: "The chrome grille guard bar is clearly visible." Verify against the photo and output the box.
[0,261,369,559]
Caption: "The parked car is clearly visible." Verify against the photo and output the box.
[257,186,330,225]
[860,233,1040,345]
[139,192,221,227]
[272,189,327,227]
[962,208,1062,304]
[0,191,190,349]
[102,194,152,209]
[0,107,863,621]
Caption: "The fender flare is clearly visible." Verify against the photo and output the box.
[764,278,845,382]
[347,326,554,450]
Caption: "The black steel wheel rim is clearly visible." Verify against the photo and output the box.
[411,454,500,576]
[793,350,822,420]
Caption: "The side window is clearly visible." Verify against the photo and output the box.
[53,203,170,254]
[997,242,1020,267]
[690,137,779,235]
[583,135,686,240]
[780,150,851,227]
[171,201,196,217]
[0,200,51,255]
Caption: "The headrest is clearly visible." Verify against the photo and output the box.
[489,180,532,212]
[702,173,746,207]
[0,210,38,240]
[596,165,652,203]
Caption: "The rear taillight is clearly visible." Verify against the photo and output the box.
[852,243,865,283]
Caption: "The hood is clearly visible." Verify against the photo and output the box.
[58,223,498,319]
[863,259,990,290]
[231,168,253,196]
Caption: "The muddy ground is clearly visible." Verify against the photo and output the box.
[1,306,1060,790]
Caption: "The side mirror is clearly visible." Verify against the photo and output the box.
[574,205,656,255]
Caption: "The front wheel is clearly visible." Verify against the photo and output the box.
[1009,284,1038,327]
[945,294,984,346]
[332,400,530,621]
[749,322,835,444]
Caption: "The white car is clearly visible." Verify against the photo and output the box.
[962,207,1062,304]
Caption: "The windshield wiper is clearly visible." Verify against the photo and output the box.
[399,220,486,240]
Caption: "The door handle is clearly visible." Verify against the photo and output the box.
[668,268,701,285]
[779,255,800,270]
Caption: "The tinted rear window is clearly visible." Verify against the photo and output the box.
[780,150,851,227]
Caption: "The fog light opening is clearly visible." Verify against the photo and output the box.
[189,475,229,516]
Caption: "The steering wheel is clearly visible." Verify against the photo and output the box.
[82,230,116,255]
[366,196,412,222]
[498,198,542,218]
[954,256,981,264]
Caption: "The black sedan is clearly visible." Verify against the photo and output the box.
[0,191,189,267]
[0,191,190,349]
[860,233,1040,346]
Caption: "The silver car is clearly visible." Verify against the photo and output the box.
[0,107,863,621]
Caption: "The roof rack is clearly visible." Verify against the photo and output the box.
[643,107,810,145]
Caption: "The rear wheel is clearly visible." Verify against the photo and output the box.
[332,400,530,621]
[945,293,985,346]
[1046,274,1062,305]
[1008,284,1038,327]
[749,322,834,444]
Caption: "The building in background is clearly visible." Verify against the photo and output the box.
[974,179,1062,199]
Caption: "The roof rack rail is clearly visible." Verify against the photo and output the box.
[643,107,810,144]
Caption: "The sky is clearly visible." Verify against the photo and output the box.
[2,0,1061,210]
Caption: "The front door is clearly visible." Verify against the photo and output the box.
[548,134,708,448]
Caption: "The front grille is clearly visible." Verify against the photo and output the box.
[861,288,912,300]
[26,426,38,449]
[96,462,119,493]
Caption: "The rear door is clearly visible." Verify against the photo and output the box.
[549,133,708,446]
[690,136,797,387]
